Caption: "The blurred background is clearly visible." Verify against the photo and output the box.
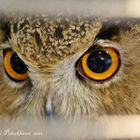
[0,0,140,17]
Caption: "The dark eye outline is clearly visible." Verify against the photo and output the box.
[3,49,28,82]
[76,47,121,81]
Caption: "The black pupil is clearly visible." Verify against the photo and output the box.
[10,53,28,74]
[87,50,112,73]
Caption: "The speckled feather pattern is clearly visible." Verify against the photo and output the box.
[10,15,102,71]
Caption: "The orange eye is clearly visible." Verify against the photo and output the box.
[78,48,120,81]
[3,49,28,81]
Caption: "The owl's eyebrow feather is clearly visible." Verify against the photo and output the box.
[10,15,100,49]
[8,15,102,65]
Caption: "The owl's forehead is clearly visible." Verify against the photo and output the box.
[11,15,98,36]
[10,15,100,47]
[9,15,102,68]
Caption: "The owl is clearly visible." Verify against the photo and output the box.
[0,14,140,140]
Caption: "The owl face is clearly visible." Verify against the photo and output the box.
[0,15,140,120]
